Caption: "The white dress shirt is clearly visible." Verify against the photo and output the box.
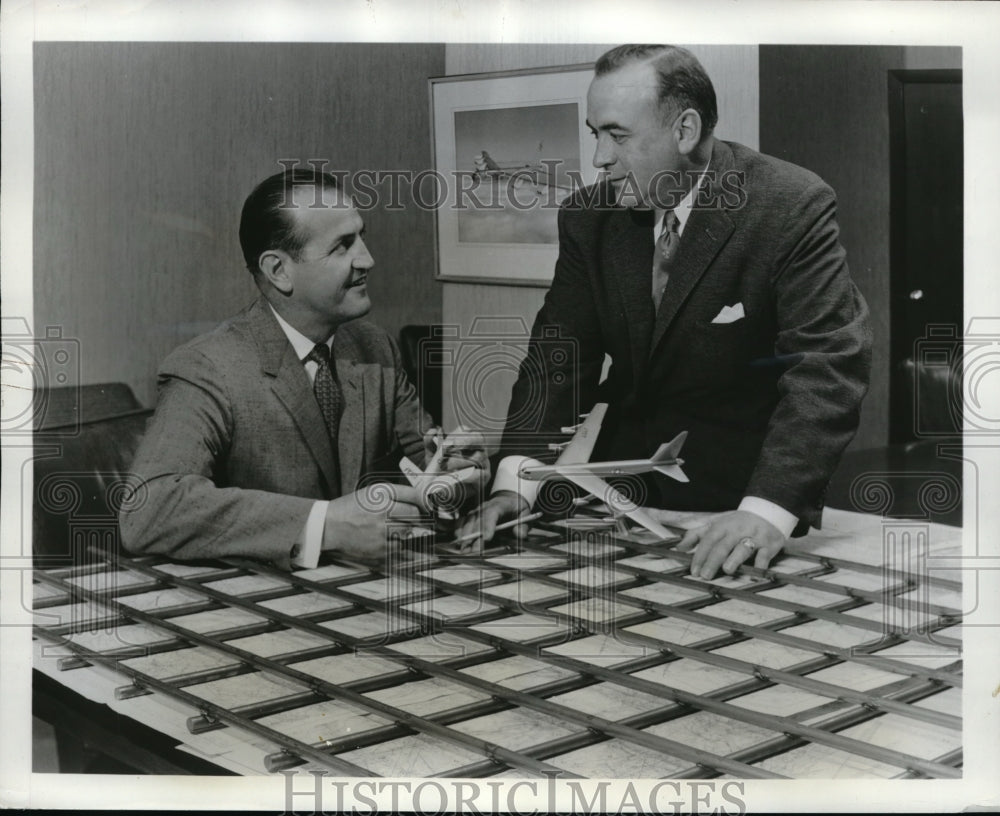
[653,171,702,245]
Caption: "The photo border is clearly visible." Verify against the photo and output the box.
[2,1,999,812]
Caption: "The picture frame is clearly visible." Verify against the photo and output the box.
[429,64,598,286]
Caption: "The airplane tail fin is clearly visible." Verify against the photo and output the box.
[652,431,687,463]
[651,431,689,482]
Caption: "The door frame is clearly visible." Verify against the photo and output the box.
[887,68,963,444]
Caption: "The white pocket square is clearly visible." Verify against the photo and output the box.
[711,303,745,324]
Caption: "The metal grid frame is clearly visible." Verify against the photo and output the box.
[32,516,963,779]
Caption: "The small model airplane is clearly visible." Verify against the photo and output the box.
[517,403,687,539]
[400,429,479,518]
[522,433,688,483]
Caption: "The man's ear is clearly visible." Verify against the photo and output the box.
[258,250,294,294]
[674,109,703,156]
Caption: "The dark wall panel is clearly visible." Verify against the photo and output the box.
[759,45,960,452]
[35,42,445,407]
[760,45,900,452]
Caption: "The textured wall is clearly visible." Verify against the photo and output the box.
[34,42,445,407]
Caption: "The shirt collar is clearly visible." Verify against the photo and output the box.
[654,162,710,239]
[268,304,334,362]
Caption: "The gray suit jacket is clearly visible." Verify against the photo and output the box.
[502,140,872,529]
[120,298,429,564]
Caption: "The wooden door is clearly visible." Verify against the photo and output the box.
[888,70,963,442]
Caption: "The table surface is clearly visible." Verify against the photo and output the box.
[32,508,963,779]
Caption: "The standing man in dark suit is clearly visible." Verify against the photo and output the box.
[461,44,871,579]
[121,169,485,568]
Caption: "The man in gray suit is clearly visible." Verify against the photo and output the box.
[462,45,872,579]
[121,169,483,568]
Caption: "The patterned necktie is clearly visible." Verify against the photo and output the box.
[305,342,343,441]
[652,209,680,310]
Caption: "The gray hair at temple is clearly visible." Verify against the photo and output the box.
[595,44,719,134]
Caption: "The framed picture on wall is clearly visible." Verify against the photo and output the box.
[430,64,598,286]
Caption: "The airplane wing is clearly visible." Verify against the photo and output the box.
[561,470,673,539]
[399,455,425,488]
[401,456,478,490]
[555,403,608,465]
[401,455,479,517]
[523,167,572,193]
[400,427,448,488]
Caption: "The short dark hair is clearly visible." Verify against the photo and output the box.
[595,44,718,134]
[238,168,341,274]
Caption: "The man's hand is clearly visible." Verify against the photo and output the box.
[322,484,425,563]
[676,509,786,579]
[643,507,717,532]
[451,491,530,552]
[424,426,490,479]
[421,426,491,512]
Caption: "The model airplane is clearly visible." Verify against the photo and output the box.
[400,429,479,518]
[517,403,687,539]
[521,433,688,483]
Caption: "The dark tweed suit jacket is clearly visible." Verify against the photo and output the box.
[502,139,872,529]
[120,298,429,564]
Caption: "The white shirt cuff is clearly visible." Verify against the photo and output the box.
[491,455,543,508]
[739,496,798,539]
[290,501,328,569]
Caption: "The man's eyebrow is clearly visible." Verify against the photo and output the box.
[327,223,365,249]
[585,119,628,132]
[327,230,355,248]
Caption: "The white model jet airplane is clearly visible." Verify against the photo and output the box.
[522,433,688,483]
[517,403,687,539]
[400,430,479,518]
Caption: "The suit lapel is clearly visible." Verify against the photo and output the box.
[649,141,737,355]
[334,355,365,494]
[606,207,656,382]
[252,300,340,495]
